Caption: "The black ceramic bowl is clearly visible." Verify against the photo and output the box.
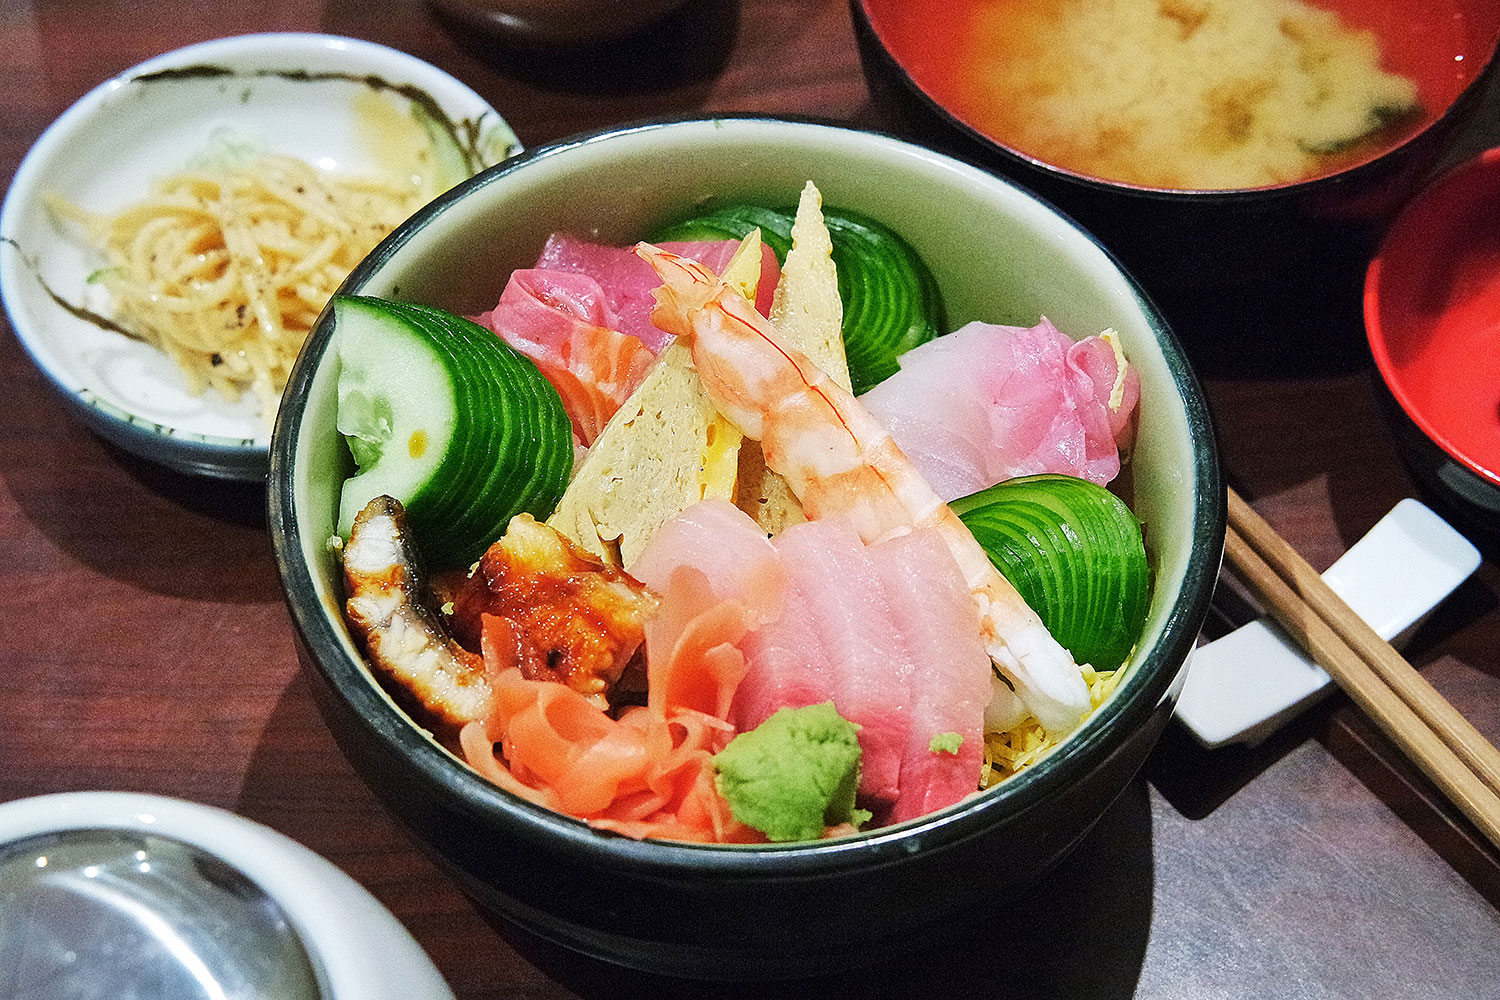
[852,0,1500,376]
[268,117,1223,979]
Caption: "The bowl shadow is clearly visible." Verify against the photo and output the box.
[0,337,276,602]
[487,777,1156,999]
[233,669,369,843]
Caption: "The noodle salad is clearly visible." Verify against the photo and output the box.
[48,132,438,417]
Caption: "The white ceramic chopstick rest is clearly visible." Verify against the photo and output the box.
[1175,498,1482,748]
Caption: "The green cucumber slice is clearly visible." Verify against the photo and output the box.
[333,295,573,569]
[648,202,944,394]
[952,474,1149,672]
[822,207,943,395]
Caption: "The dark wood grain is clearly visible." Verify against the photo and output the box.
[3,2,1499,997]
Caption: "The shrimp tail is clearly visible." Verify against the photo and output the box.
[986,625,1092,735]
[636,242,720,340]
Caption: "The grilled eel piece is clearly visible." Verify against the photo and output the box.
[342,496,659,724]
[443,512,658,709]
[342,495,492,726]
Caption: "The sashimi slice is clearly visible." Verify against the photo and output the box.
[663,240,780,321]
[537,233,781,353]
[761,517,911,806]
[858,349,990,500]
[625,499,783,613]
[860,318,1139,501]
[731,580,834,740]
[473,268,656,445]
[1069,332,1141,449]
[869,529,991,823]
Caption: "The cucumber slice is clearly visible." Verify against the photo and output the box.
[333,295,573,569]
[952,474,1149,672]
[648,202,943,394]
[823,207,943,395]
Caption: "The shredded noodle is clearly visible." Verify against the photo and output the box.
[980,663,1126,786]
[49,146,431,416]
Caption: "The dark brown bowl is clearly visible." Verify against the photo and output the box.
[852,0,1500,376]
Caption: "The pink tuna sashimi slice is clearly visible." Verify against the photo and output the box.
[473,268,656,446]
[748,517,911,807]
[537,234,781,353]
[860,318,1140,502]
[869,528,991,823]
[626,499,784,617]
[661,240,780,320]
[733,588,836,743]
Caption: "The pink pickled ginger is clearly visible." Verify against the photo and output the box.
[460,545,760,843]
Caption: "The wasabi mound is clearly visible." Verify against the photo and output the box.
[713,702,866,842]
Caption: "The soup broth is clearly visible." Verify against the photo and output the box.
[872,0,1482,190]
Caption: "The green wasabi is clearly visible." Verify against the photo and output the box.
[928,732,963,755]
[713,702,866,842]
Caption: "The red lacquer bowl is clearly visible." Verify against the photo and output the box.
[1366,146,1500,519]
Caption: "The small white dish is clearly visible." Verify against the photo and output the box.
[0,791,455,999]
[1176,498,1482,748]
[0,33,520,481]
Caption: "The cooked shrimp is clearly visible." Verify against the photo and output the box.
[343,495,492,726]
[636,242,1091,734]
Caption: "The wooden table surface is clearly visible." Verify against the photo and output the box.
[3,2,1499,997]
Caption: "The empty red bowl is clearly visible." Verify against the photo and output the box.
[1365,146,1500,517]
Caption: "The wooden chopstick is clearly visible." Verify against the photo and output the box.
[1223,488,1500,851]
[1228,489,1500,793]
